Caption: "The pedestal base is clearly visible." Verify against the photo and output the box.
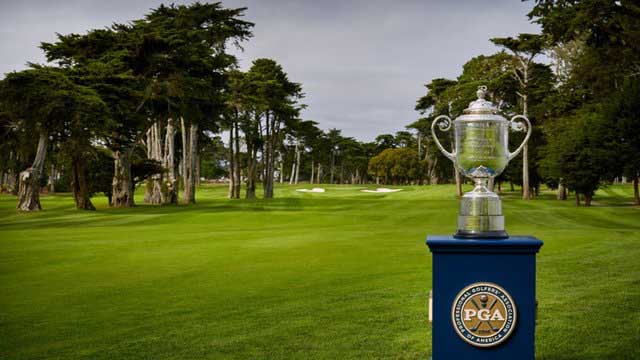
[426,235,543,360]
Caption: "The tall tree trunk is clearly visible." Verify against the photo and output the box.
[226,121,240,199]
[48,164,56,193]
[522,144,531,199]
[111,148,134,207]
[425,142,438,185]
[633,176,639,206]
[310,159,315,184]
[5,150,18,195]
[181,121,190,202]
[233,122,241,198]
[317,163,322,184]
[263,112,271,198]
[71,154,95,210]
[330,152,335,184]
[1,153,9,193]
[263,112,280,199]
[144,127,153,203]
[294,144,301,185]
[289,144,297,185]
[195,155,200,187]
[7,151,18,195]
[262,111,273,198]
[575,192,581,206]
[246,140,257,199]
[430,156,438,185]
[264,153,272,197]
[154,121,165,202]
[288,140,301,185]
[180,117,188,196]
[228,124,235,198]
[183,122,198,204]
[428,147,439,185]
[145,121,164,204]
[163,119,178,204]
[17,132,48,211]
[10,172,18,195]
[584,193,592,207]
[557,181,567,200]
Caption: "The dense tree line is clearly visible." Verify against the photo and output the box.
[0,1,638,210]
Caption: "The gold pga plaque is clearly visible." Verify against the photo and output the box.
[451,282,517,347]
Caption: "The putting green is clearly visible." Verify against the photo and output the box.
[0,184,638,359]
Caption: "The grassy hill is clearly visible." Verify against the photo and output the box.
[1,184,638,359]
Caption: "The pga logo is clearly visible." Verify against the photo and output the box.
[451,282,517,348]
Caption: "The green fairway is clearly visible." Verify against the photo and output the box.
[0,184,639,359]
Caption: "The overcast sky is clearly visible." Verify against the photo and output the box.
[0,0,540,141]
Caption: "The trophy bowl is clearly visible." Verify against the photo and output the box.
[431,86,531,239]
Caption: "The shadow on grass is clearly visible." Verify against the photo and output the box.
[0,195,413,230]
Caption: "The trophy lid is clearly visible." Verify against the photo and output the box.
[463,86,498,115]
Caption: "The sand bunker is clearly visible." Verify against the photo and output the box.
[296,188,326,193]
[360,188,403,193]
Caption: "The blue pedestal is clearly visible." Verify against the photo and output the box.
[427,236,543,360]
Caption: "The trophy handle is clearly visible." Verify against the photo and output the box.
[430,115,455,161]
[507,115,532,161]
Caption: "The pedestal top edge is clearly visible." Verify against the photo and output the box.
[426,235,543,253]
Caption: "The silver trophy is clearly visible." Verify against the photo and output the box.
[431,86,531,238]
